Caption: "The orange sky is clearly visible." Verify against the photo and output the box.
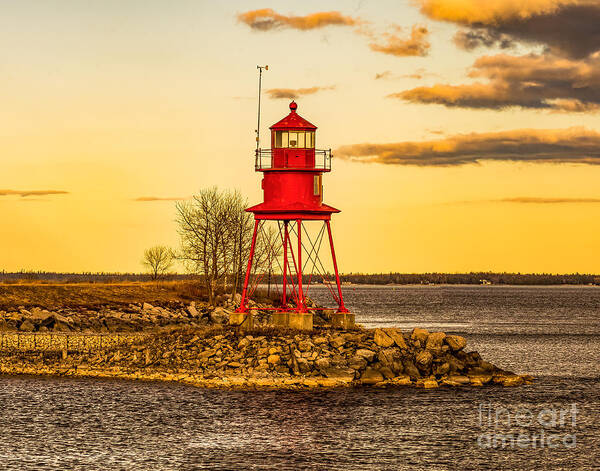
[2,0,600,274]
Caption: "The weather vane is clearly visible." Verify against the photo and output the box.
[256,65,268,151]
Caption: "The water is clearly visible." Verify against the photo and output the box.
[1,285,599,470]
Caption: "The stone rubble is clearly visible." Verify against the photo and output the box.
[0,325,534,389]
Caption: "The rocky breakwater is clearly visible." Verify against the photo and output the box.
[0,294,330,334]
[0,326,533,389]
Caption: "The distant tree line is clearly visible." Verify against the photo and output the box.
[337,272,600,286]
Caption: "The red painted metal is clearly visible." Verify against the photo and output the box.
[326,220,348,313]
[237,219,260,313]
[238,101,347,314]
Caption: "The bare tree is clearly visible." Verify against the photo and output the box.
[258,225,282,297]
[142,246,174,280]
[176,187,253,304]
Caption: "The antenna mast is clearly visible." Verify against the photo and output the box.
[256,65,268,151]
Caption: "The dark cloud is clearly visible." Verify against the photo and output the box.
[266,86,335,100]
[391,53,600,112]
[237,9,358,31]
[418,0,600,59]
[336,127,600,166]
[134,196,187,202]
[0,189,69,197]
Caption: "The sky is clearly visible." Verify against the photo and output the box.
[1,0,600,274]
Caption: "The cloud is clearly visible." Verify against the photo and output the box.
[335,127,600,166]
[495,197,600,203]
[237,9,358,31]
[375,68,438,80]
[0,189,69,197]
[391,53,600,112]
[417,0,600,59]
[134,196,188,202]
[265,86,335,100]
[369,25,430,57]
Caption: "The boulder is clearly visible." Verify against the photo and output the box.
[403,360,421,379]
[19,319,35,332]
[434,362,450,376]
[373,328,394,347]
[348,355,367,371]
[425,332,446,352]
[360,367,384,385]
[445,335,467,352]
[385,328,408,349]
[187,303,199,318]
[355,348,376,362]
[415,350,433,371]
[324,367,355,382]
[298,340,314,352]
[210,307,230,324]
[411,327,430,343]
[377,348,396,368]
[378,366,395,380]
[315,358,331,371]
[422,379,439,389]
[267,354,281,365]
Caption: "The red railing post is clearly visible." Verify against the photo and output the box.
[282,221,288,309]
[237,219,260,313]
[296,219,306,312]
[326,220,348,312]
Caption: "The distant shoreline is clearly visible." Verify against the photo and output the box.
[1,272,598,286]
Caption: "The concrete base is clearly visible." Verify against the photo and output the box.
[269,311,313,330]
[229,312,254,330]
[331,312,355,329]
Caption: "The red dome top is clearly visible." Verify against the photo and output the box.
[270,101,317,130]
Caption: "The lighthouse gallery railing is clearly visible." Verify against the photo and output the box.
[255,149,332,171]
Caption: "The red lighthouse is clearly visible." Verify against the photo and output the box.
[234,101,354,330]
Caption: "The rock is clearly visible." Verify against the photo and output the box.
[403,360,421,379]
[210,307,230,324]
[385,328,408,349]
[391,375,412,386]
[377,348,396,368]
[187,304,199,318]
[434,362,450,376]
[501,375,525,387]
[445,335,467,352]
[348,355,367,371]
[267,354,281,365]
[315,358,330,371]
[330,336,345,349]
[411,327,430,343]
[373,328,394,347]
[447,375,470,385]
[19,319,35,332]
[360,367,384,385]
[298,340,314,352]
[313,336,328,346]
[324,367,355,382]
[237,338,251,349]
[295,357,311,374]
[415,350,433,371]
[425,332,446,352]
[355,349,376,362]
[423,379,439,389]
[378,366,395,380]
[142,303,155,313]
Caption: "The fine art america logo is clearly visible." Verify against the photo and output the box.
[477,402,577,449]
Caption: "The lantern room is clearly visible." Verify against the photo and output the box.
[255,101,331,172]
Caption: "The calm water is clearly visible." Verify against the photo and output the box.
[1,285,599,470]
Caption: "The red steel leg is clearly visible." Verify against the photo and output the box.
[326,220,348,313]
[237,219,260,313]
[296,219,306,312]
[281,221,288,309]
